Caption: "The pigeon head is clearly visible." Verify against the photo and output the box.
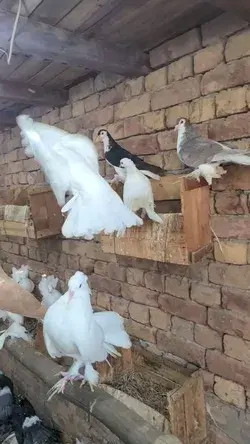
[120,158,136,170]
[95,128,110,144]
[174,117,190,132]
[68,271,88,301]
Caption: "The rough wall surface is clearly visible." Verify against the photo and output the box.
[0,12,250,415]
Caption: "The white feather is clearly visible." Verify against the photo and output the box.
[121,158,163,224]
[11,265,34,293]
[44,271,131,396]
[213,152,250,165]
[0,322,31,350]
[38,275,62,308]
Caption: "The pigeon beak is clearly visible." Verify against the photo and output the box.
[94,135,100,144]
[174,124,179,131]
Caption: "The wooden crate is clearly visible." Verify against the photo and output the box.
[0,184,63,239]
[101,175,212,265]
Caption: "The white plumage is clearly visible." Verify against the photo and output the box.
[44,271,131,399]
[38,275,62,308]
[120,158,163,224]
[16,114,99,207]
[11,265,34,293]
[16,115,143,239]
[0,322,31,350]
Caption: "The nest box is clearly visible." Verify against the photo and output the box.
[0,184,63,239]
[101,175,212,265]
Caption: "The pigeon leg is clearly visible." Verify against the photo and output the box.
[47,374,73,400]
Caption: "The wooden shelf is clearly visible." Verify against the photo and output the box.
[0,184,63,239]
[101,175,212,265]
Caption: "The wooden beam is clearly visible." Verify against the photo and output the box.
[0,80,68,105]
[207,0,250,21]
[0,9,149,76]
[0,110,19,127]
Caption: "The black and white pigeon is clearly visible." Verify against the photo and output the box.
[0,373,14,423]
[11,398,60,444]
[175,117,250,185]
[97,129,187,183]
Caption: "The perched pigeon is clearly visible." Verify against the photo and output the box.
[175,118,250,184]
[11,398,60,444]
[0,322,31,351]
[97,129,174,183]
[120,158,163,223]
[17,118,142,239]
[16,115,99,207]
[11,266,34,294]
[38,275,62,308]
[44,271,131,399]
[0,373,14,423]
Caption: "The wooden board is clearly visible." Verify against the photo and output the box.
[101,214,189,265]
[180,179,211,253]
[168,372,207,444]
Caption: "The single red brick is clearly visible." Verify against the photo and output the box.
[222,286,250,316]
[145,271,164,292]
[191,282,221,307]
[206,349,250,387]
[111,296,129,318]
[165,275,190,299]
[224,334,250,365]
[156,330,206,367]
[107,263,126,282]
[208,307,250,340]
[126,268,145,286]
[195,324,222,350]
[121,283,158,307]
[125,319,156,343]
[209,262,250,288]
[96,292,111,310]
[89,275,121,296]
[129,302,149,324]
[171,316,194,341]
[94,261,108,276]
[159,293,207,324]
[149,307,171,330]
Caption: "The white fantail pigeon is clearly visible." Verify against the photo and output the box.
[120,158,163,223]
[16,115,142,239]
[44,271,131,399]
[175,118,250,185]
[38,275,62,308]
[11,265,34,294]
[16,115,99,207]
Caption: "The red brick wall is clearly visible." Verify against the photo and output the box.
[1,12,250,411]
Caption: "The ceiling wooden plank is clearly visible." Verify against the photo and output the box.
[44,66,89,88]
[0,53,27,80]
[0,9,149,75]
[0,0,43,15]
[58,0,122,33]
[7,58,51,82]
[207,0,250,21]
[30,0,82,26]
[27,62,68,86]
[0,80,68,105]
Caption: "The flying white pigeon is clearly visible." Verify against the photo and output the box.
[16,114,99,207]
[38,275,62,308]
[120,158,163,224]
[44,271,131,399]
[175,118,250,185]
[16,116,143,239]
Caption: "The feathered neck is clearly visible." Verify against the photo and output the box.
[177,124,198,152]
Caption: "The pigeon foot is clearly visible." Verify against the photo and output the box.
[47,372,84,400]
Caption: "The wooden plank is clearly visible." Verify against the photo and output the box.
[30,0,82,26]
[28,188,63,237]
[0,80,68,105]
[180,179,211,254]
[0,0,43,15]
[101,213,189,265]
[151,175,181,201]
[58,0,123,33]
[8,58,51,82]
[44,66,89,88]
[28,62,69,87]
[0,10,149,75]
[0,54,27,80]
[168,372,207,444]
[207,0,250,21]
